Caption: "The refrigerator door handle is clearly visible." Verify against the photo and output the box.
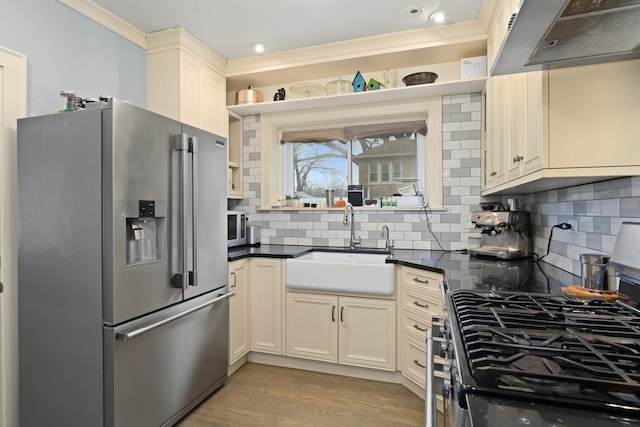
[172,134,189,290]
[189,136,198,287]
[115,291,235,342]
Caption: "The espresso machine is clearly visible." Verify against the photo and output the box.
[468,201,532,259]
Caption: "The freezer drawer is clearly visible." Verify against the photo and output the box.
[104,290,230,427]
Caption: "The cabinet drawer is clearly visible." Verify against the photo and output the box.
[399,282,443,317]
[400,310,432,343]
[400,268,443,291]
[401,334,426,390]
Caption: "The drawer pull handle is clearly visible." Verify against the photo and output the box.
[413,323,428,332]
[332,305,336,322]
[413,277,429,284]
[413,301,429,308]
[413,359,426,369]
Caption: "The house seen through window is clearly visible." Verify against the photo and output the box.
[282,121,425,202]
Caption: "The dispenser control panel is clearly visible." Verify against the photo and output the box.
[139,200,155,217]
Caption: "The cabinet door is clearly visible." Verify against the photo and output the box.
[338,296,396,371]
[506,73,528,181]
[286,292,338,362]
[522,70,547,175]
[179,50,203,130]
[250,258,283,354]
[485,76,507,187]
[200,66,226,137]
[229,259,250,364]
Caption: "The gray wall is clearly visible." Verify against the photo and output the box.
[0,0,146,116]
[231,92,640,275]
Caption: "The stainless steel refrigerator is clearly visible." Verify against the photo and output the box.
[17,99,231,426]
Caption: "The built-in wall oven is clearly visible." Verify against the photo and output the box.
[426,222,640,427]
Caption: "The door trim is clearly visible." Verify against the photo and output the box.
[0,44,27,427]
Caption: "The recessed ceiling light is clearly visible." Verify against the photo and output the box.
[430,10,450,24]
[404,5,424,16]
[251,42,267,54]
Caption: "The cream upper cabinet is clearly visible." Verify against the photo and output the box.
[483,1,640,195]
[228,259,250,365]
[250,258,284,355]
[286,291,396,371]
[547,60,640,169]
[504,71,547,182]
[147,28,227,137]
[483,59,640,195]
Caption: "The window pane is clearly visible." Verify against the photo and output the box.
[369,163,378,182]
[292,141,348,197]
[381,163,389,182]
[352,135,417,199]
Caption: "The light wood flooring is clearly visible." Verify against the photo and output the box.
[177,363,425,426]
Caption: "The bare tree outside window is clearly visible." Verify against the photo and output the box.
[293,141,348,197]
[288,132,418,201]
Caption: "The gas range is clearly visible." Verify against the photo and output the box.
[449,290,640,417]
[427,222,640,427]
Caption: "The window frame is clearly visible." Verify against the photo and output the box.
[260,96,443,209]
[282,133,424,198]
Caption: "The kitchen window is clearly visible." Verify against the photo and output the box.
[281,123,424,200]
[259,96,443,209]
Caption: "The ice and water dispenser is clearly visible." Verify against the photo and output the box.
[126,200,166,266]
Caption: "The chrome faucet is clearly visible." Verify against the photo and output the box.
[381,225,394,252]
[344,203,361,250]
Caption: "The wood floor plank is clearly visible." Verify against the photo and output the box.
[177,363,425,426]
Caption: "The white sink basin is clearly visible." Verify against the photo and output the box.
[285,251,395,296]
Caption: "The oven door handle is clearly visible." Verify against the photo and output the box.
[425,329,436,427]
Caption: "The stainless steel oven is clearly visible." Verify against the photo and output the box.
[427,309,470,427]
[426,222,640,427]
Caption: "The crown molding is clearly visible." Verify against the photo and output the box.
[57,0,147,48]
[146,27,227,74]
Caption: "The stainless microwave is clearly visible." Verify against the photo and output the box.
[227,210,247,247]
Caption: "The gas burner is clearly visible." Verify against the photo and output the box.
[512,354,561,379]
[449,289,640,416]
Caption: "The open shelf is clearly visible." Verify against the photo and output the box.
[227,78,486,116]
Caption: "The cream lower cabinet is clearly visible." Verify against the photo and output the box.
[397,266,445,390]
[228,259,250,364]
[286,292,396,371]
[250,258,284,355]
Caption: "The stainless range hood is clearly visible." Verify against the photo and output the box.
[491,0,640,75]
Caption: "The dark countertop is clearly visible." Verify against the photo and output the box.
[228,244,580,293]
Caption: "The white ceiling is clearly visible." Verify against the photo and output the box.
[92,0,483,60]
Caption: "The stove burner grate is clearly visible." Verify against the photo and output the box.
[450,290,640,413]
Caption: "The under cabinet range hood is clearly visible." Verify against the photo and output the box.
[492,0,640,75]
